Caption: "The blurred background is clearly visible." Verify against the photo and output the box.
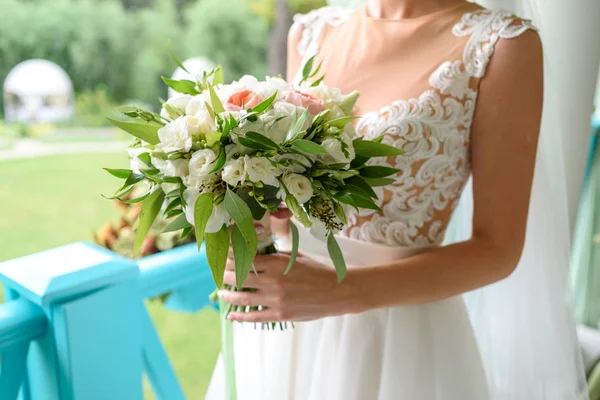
[0,0,329,398]
[1,0,600,398]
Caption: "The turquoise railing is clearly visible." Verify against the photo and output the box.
[0,242,215,400]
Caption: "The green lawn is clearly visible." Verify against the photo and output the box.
[0,153,220,399]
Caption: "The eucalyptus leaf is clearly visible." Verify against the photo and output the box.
[224,189,258,252]
[164,208,184,219]
[327,116,359,129]
[345,176,377,198]
[293,139,328,154]
[327,233,347,283]
[102,185,134,200]
[363,177,396,187]
[213,66,224,86]
[193,193,214,249]
[107,118,161,145]
[134,190,165,254]
[236,189,267,220]
[249,91,278,114]
[206,131,222,147]
[359,166,399,178]
[208,83,225,114]
[285,108,310,143]
[119,191,151,204]
[123,172,145,189]
[238,137,273,151]
[353,139,405,157]
[285,222,299,275]
[245,131,279,150]
[181,226,193,240]
[104,168,132,179]
[209,148,227,174]
[231,224,254,290]
[285,193,312,228]
[350,155,369,169]
[302,55,315,82]
[163,213,191,233]
[164,198,182,215]
[205,225,230,288]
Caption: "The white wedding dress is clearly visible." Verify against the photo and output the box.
[206,4,587,399]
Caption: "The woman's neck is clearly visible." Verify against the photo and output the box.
[366,0,467,20]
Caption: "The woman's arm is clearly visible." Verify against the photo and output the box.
[223,31,544,323]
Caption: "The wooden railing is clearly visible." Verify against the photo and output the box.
[0,242,214,400]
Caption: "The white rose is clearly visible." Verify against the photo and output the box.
[244,156,280,187]
[303,85,344,104]
[183,190,230,233]
[266,76,291,99]
[281,174,313,204]
[222,158,246,186]
[184,173,219,191]
[128,147,149,174]
[225,143,245,159]
[189,149,218,177]
[157,117,193,153]
[161,94,192,120]
[185,93,211,117]
[321,138,352,164]
[151,157,189,178]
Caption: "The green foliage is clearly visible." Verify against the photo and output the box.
[185,0,269,81]
[247,0,327,24]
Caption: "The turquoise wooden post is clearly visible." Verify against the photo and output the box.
[0,242,143,400]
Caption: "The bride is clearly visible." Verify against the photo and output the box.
[207,0,587,398]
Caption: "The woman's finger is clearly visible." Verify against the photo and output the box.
[222,270,269,288]
[228,309,288,323]
[219,289,267,308]
[271,207,292,219]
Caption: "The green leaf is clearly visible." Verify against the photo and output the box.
[163,213,191,233]
[181,226,193,239]
[302,55,315,82]
[161,77,198,95]
[293,139,328,154]
[327,116,359,129]
[171,51,190,74]
[209,148,227,174]
[332,201,347,225]
[333,192,359,212]
[349,193,382,212]
[107,118,161,145]
[236,189,267,220]
[350,155,369,169]
[102,185,134,200]
[164,208,184,219]
[164,198,182,215]
[122,171,145,189]
[213,66,224,86]
[344,184,372,199]
[359,166,399,178]
[285,108,310,143]
[363,177,395,187]
[238,137,273,151]
[245,131,279,150]
[165,188,180,198]
[231,224,255,290]
[345,176,377,198]
[285,193,312,228]
[223,189,258,251]
[284,222,299,275]
[206,131,222,147]
[311,76,325,87]
[104,168,132,179]
[137,152,153,167]
[353,139,404,157]
[119,191,151,204]
[208,83,225,114]
[308,60,323,78]
[205,225,230,288]
[249,91,278,114]
[193,193,214,250]
[134,190,165,254]
[327,233,347,282]
[339,91,360,115]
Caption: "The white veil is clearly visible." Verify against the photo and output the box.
[327,0,593,398]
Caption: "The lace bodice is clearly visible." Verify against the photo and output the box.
[294,5,536,248]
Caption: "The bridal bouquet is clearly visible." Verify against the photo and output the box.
[104,58,402,297]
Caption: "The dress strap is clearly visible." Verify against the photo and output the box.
[453,9,538,79]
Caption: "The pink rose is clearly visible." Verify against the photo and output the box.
[225,90,263,111]
[285,89,325,114]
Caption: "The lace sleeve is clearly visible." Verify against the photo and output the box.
[454,9,538,79]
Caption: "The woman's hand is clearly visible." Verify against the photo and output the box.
[220,252,358,323]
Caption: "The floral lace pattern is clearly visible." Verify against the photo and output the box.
[296,8,537,247]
